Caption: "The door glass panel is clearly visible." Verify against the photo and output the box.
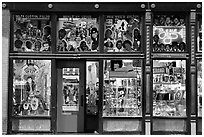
[86,62,99,115]
[153,14,186,52]
[104,15,142,52]
[153,60,186,117]
[13,60,51,116]
[197,60,202,117]
[62,68,79,112]
[103,59,142,117]
[13,15,51,52]
[57,15,99,52]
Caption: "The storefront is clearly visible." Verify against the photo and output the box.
[2,2,202,135]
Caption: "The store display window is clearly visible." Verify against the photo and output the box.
[86,62,99,115]
[13,60,51,116]
[13,15,51,52]
[57,15,99,52]
[153,15,186,52]
[153,60,186,117]
[103,59,142,117]
[104,15,142,52]
[197,60,202,117]
[197,14,202,52]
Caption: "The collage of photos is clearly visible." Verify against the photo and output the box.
[197,14,202,52]
[13,60,51,116]
[57,15,99,52]
[14,15,51,52]
[104,15,142,52]
[62,68,79,112]
[153,15,186,52]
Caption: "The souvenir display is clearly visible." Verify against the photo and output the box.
[103,60,142,117]
[57,15,99,52]
[13,15,51,52]
[197,60,202,117]
[62,68,79,112]
[86,62,99,115]
[13,60,51,116]
[153,60,186,117]
[153,15,186,52]
[104,15,142,52]
[197,15,202,52]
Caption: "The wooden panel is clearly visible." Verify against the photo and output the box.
[153,119,187,132]
[103,119,142,132]
[12,120,50,131]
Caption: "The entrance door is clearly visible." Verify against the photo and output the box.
[57,60,85,133]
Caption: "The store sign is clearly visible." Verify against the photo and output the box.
[152,53,187,58]
[15,15,50,20]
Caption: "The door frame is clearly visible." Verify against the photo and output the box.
[56,60,86,133]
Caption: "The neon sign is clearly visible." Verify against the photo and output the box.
[154,26,185,44]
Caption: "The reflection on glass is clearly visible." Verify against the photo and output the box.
[13,60,51,116]
[103,60,142,117]
[153,15,186,52]
[153,60,186,117]
[86,62,99,115]
[57,15,99,52]
[197,14,202,52]
[62,68,79,112]
[104,15,142,52]
[197,60,202,117]
[13,15,51,52]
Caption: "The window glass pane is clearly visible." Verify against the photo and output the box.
[13,60,51,116]
[153,15,186,52]
[153,60,186,117]
[57,15,99,52]
[197,60,202,117]
[13,15,51,52]
[103,59,142,117]
[62,68,79,112]
[104,15,142,52]
[197,14,202,52]
[86,62,99,115]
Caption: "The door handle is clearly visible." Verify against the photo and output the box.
[81,95,83,106]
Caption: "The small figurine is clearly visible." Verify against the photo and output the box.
[179,42,186,52]
[173,17,180,26]
[165,16,173,26]
[132,28,141,51]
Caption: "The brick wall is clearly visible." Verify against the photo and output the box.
[2,8,10,134]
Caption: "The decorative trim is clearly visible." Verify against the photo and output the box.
[146,26,150,65]
[191,26,195,65]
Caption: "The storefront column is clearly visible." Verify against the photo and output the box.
[145,9,151,135]
[190,9,197,135]
[2,6,10,134]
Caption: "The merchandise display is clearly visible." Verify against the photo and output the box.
[153,60,186,117]
[57,15,99,52]
[13,60,51,116]
[104,15,142,52]
[62,68,79,112]
[197,60,202,117]
[103,60,142,117]
[153,15,186,52]
[13,15,51,52]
